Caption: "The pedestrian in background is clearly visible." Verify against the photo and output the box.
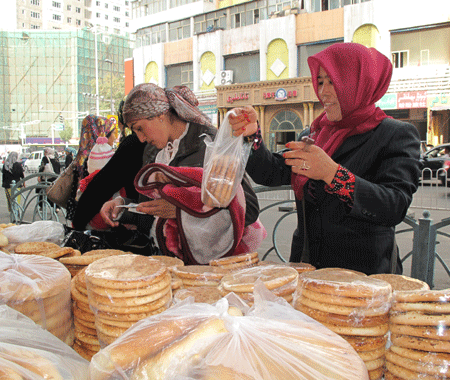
[2,151,25,212]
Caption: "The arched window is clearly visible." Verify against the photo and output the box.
[268,110,304,151]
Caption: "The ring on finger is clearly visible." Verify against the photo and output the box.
[301,160,310,170]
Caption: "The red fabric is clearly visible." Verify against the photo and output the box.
[134,163,246,265]
[292,43,393,199]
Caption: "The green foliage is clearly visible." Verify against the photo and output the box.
[59,124,73,142]
[89,74,125,116]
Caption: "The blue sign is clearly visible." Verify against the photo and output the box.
[275,88,287,101]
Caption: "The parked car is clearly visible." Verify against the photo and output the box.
[23,150,44,173]
[420,143,450,186]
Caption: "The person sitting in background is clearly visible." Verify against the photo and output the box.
[65,115,113,221]
[2,152,25,213]
[65,148,74,168]
[117,97,132,144]
[75,136,125,230]
[229,42,421,275]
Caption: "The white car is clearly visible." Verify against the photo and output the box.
[23,150,44,173]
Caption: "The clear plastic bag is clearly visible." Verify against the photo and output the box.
[89,282,369,380]
[0,304,89,379]
[201,110,252,208]
[0,252,73,344]
[2,220,65,245]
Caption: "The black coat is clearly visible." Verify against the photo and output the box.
[246,118,421,275]
[2,162,24,188]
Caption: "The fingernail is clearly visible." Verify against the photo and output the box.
[242,127,246,131]
[244,114,248,118]
[246,118,251,122]
[285,143,290,148]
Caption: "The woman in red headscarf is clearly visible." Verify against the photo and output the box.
[230,43,421,275]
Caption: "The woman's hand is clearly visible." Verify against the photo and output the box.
[283,141,339,184]
[136,199,177,219]
[100,197,124,227]
[229,106,258,137]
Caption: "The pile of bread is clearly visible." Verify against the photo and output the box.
[2,240,450,380]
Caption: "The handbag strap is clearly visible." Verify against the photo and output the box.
[300,197,310,262]
[390,236,398,274]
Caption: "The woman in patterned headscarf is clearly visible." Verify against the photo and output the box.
[95,83,263,264]
[65,115,112,220]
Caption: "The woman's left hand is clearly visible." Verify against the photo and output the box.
[283,141,339,184]
[136,199,177,219]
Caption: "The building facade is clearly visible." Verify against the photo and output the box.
[2,0,132,37]
[0,29,133,143]
[128,0,450,148]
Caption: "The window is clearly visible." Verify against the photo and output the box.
[31,24,40,29]
[194,11,226,34]
[52,14,61,21]
[125,22,129,27]
[67,5,71,10]
[420,49,429,65]
[113,5,120,11]
[31,11,40,18]
[392,51,409,68]
[113,17,120,22]
[169,19,190,41]
[125,1,129,4]
[52,1,61,8]
[105,14,108,19]
[76,7,81,13]
[67,17,72,22]
[22,9,25,14]
[96,12,100,17]
[96,1,100,5]
[76,19,81,25]
[105,3,108,8]
[166,63,193,89]
[30,0,39,5]
[125,11,129,16]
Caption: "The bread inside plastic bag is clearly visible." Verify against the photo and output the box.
[89,281,369,380]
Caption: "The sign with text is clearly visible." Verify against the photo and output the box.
[397,91,427,109]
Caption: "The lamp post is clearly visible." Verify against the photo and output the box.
[104,59,114,114]
[87,24,100,115]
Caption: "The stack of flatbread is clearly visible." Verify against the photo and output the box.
[172,265,229,289]
[150,255,184,294]
[60,248,129,277]
[71,267,100,361]
[14,241,80,263]
[295,268,392,380]
[84,254,172,346]
[209,252,259,271]
[385,288,450,379]
[218,264,299,306]
[0,252,74,345]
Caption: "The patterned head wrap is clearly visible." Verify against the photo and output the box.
[4,152,19,173]
[74,115,111,179]
[123,83,213,128]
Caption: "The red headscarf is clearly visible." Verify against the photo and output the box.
[292,43,393,199]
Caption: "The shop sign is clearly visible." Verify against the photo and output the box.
[397,91,427,109]
[376,93,397,110]
[263,89,297,100]
[227,92,249,103]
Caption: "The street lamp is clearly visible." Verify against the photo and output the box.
[105,59,114,114]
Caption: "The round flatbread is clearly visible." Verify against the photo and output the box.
[209,252,259,266]
[174,286,223,304]
[390,310,450,326]
[390,323,450,341]
[85,254,168,289]
[390,344,450,366]
[369,274,429,292]
[299,287,386,308]
[390,333,450,353]
[151,255,184,270]
[14,241,60,254]
[386,353,449,378]
[393,289,450,303]
[221,265,298,293]
[172,265,229,281]
[299,268,391,299]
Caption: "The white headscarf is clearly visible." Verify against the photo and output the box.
[4,152,19,173]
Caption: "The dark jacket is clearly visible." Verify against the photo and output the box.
[2,162,24,188]
[246,118,421,275]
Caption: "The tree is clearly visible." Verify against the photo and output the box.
[59,124,73,142]
[89,74,125,116]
